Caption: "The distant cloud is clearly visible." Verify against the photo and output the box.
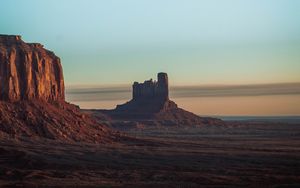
[171,83,300,98]
[66,83,300,102]
[66,86,130,102]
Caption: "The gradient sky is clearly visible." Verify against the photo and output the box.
[1,0,300,86]
[1,0,300,115]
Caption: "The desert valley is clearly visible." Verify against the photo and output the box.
[0,35,299,187]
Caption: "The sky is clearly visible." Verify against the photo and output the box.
[1,0,300,85]
[1,0,300,115]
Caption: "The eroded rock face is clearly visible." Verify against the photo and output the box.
[0,35,118,143]
[132,72,169,100]
[116,72,170,113]
[93,73,224,127]
[0,35,64,102]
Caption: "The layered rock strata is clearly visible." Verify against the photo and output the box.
[0,35,64,102]
[0,35,117,142]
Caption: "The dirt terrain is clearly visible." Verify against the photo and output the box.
[0,122,299,188]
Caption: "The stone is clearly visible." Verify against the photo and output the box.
[132,72,169,100]
[116,73,171,113]
[0,35,118,143]
[0,35,64,102]
[91,73,224,127]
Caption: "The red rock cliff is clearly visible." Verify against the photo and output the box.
[0,35,64,102]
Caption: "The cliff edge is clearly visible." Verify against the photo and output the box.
[0,35,117,143]
[0,35,64,102]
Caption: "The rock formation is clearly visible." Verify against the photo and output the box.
[132,72,169,101]
[0,35,117,142]
[0,35,64,102]
[115,73,175,113]
[91,73,223,128]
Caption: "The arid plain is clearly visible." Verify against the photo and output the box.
[1,121,300,188]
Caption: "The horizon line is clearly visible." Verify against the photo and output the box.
[65,81,300,90]
[65,82,300,101]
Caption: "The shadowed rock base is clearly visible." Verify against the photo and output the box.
[0,101,119,143]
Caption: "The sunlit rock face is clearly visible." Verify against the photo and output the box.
[0,35,117,143]
[0,35,64,102]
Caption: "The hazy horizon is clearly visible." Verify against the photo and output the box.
[66,82,300,116]
[1,0,300,115]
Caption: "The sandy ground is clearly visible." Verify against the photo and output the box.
[0,122,300,187]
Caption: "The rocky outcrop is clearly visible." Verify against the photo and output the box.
[0,35,117,143]
[0,35,64,102]
[132,72,169,100]
[116,73,172,113]
[90,73,224,128]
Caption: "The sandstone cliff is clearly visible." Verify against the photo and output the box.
[0,35,117,143]
[0,35,64,102]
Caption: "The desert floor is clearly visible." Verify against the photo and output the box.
[0,122,300,187]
